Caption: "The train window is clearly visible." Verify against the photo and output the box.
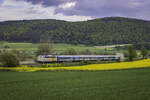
[44,56,51,58]
[60,57,71,59]
[44,56,55,58]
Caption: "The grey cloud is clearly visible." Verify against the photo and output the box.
[21,0,75,7]
[55,0,150,19]
[22,0,150,20]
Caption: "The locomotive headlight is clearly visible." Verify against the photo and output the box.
[37,57,42,61]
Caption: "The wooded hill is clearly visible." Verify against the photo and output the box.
[0,17,150,45]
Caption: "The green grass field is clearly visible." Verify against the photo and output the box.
[0,69,150,100]
[0,42,126,54]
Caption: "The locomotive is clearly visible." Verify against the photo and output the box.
[36,53,124,63]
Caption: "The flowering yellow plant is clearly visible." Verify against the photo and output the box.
[0,59,150,72]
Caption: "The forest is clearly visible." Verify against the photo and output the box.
[0,17,150,45]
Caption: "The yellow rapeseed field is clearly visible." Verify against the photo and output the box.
[0,59,150,72]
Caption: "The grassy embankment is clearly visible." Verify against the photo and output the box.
[0,68,150,100]
[0,59,150,72]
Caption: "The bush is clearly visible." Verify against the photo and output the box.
[0,51,20,67]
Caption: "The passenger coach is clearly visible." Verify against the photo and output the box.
[36,53,124,63]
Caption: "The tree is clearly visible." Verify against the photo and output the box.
[4,45,10,49]
[36,37,53,55]
[128,45,137,61]
[141,46,148,59]
[1,17,150,46]
[0,51,20,67]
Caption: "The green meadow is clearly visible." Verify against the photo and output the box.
[0,68,150,100]
[0,42,126,54]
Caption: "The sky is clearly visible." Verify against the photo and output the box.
[0,0,150,22]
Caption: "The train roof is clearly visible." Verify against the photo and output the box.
[58,55,117,57]
[38,55,118,57]
[37,55,120,58]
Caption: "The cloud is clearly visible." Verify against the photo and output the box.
[55,0,150,20]
[1,0,150,21]
[21,0,76,7]
[0,0,92,21]
[59,2,76,9]
[23,0,150,20]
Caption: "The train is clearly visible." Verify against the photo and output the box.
[36,53,124,63]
